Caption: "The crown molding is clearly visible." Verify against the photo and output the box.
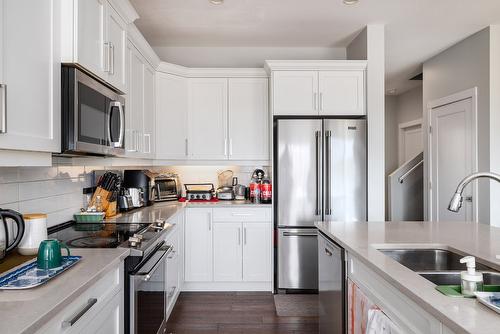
[264,60,368,73]
[108,0,139,24]
[157,62,268,78]
[128,24,161,68]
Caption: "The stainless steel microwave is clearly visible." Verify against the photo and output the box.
[61,66,125,156]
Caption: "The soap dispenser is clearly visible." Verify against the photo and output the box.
[460,256,484,296]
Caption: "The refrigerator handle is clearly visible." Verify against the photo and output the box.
[315,130,321,216]
[325,130,332,216]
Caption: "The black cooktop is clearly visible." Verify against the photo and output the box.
[48,222,150,248]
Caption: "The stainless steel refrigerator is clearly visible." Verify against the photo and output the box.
[275,118,366,291]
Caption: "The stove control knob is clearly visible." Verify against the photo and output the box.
[155,219,165,227]
[129,236,141,247]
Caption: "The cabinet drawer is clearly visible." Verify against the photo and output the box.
[35,264,124,334]
[213,208,271,222]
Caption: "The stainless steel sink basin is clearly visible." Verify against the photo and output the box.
[379,248,495,272]
[420,272,500,286]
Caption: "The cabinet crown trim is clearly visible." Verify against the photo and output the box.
[157,62,268,78]
[108,0,139,24]
[264,60,368,73]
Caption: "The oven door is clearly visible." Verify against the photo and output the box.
[129,244,171,334]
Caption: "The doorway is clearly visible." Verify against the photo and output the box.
[428,88,477,222]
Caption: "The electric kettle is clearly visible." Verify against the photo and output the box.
[0,209,25,260]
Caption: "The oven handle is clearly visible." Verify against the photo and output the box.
[107,101,125,148]
[132,246,172,281]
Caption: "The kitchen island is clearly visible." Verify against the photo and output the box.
[316,220,500,334]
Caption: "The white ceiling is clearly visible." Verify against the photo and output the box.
[130,0,500,94]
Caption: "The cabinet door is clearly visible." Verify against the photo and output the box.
[272,71,318,115]
[143,64,155,157]
[242,222,272,282]
[75,0,106,79]
[126,42,144,156]
[155,73,188,160]
[77,292,123,334]
[228,78,269,160]
[213,222,242,281]
[105,2,127,93]
[166,229,179,313]
[185,209,213,282]
[188,78,228,160]
[0,0,61,152]
[318,71,365,115]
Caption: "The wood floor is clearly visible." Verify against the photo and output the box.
[165,292,319,334]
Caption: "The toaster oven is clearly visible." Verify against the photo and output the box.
[151,177,181,202]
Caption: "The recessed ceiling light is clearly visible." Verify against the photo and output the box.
[343,0,359,5]
[210,0,224,4]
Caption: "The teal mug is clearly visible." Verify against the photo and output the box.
[37,239,70,270]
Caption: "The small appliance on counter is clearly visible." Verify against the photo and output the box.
[18,213,48,255]
[216,170,235,200]
[123,170,152,207]
[0,209,25,260]
[118,188,134,212]
[233,177,247,201]
[184,184,215,201]
[148,172,181,202]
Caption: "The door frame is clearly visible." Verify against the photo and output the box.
[398,118,423,165]
[427,87,478,222]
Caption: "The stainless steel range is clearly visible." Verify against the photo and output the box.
[49,218,174,334]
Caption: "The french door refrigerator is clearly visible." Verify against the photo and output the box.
[275,118,366,291]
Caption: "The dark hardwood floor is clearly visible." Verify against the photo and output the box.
[165,292,319,334]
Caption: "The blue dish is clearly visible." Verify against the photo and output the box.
[0,256,81,289]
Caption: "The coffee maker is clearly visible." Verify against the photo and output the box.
[122,170,152,208]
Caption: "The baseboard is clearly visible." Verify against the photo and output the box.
[182,281,272,292]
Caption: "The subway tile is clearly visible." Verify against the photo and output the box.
[57,166,86,179]
[0,167,19,184]
[18,167,58,182]
[18,177,86,201]
[19,192,83,215]
[0,183,19,204]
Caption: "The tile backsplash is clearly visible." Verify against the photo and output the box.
[0,166,92,228]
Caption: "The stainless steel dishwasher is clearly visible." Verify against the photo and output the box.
[318,232,346,334]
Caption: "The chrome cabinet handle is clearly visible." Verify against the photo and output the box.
[313,92,318,110]
[62,298,98,328]
[0,84,6,133]
[229,139,233,156]
[104,42,110,72]
[283,231,317,237]
[224,138,228,156]
[238,228,241,245]
[144,134,151,154]
[185,138,188,156]
[325,248,332,257]
[319,92,324,111]
[109,42,115,75]
[243,227,247,245]
[231,213,254,217]
[168,286,177,298]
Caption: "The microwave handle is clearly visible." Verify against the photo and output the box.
[108,101,125,148]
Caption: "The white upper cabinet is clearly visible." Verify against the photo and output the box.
[188,78,228,160]
[62,0,127,93]
[125,41,145,156]
[272,71,318,115]
[155,73,188,160]
[143,64,155,157]
[104,2,127,93]
[228,78,269,160]
[318,71,365,115]
[267,61,367,116]
[0,0,61,153]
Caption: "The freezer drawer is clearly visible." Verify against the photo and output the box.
[278,228,318,290]
[318,232,345,334]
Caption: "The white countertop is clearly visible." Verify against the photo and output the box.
[0,248,130,334]
[315,220,500,334]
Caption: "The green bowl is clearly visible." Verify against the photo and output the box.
[73,212,105,223]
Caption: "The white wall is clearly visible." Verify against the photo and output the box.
[489,26,500,227]
[153,46,346,68]
[385,95,398,219]
[423,27,491,224]
[397,87,423,125]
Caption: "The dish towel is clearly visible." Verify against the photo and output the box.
[366,309,402,334]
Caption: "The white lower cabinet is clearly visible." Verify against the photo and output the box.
[165,215,181,318]
[35,263,124,334]
[184,208,213,282]
[184,207,272,290]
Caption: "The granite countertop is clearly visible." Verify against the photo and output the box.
[315,220,500,334]
[0,248,130,334]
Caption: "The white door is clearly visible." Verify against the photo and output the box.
[228,78,269,160]
[399,121,423,165]
[242,222,272,282]
[273,71,318,115]
[318,71,365,115]
[213,222,242,281]
[143,64,155,157]
[105,2,127,93]
[430,98,475,222]
[188,78,228,160]
[75,0,106,79]
[0,0,61,152]
[184,209,213,282]
[126,43,144,156]
[155,73,188,160]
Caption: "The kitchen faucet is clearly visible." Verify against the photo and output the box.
[448,172,500,212]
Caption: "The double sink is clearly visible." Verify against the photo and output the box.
[379,248,500,285]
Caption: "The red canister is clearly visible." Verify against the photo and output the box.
[261,180,272,204]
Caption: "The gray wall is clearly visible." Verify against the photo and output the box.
[153,46,346,68]
[423,27,491,223]
[385,95,398,219]
[398,87,423,125]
